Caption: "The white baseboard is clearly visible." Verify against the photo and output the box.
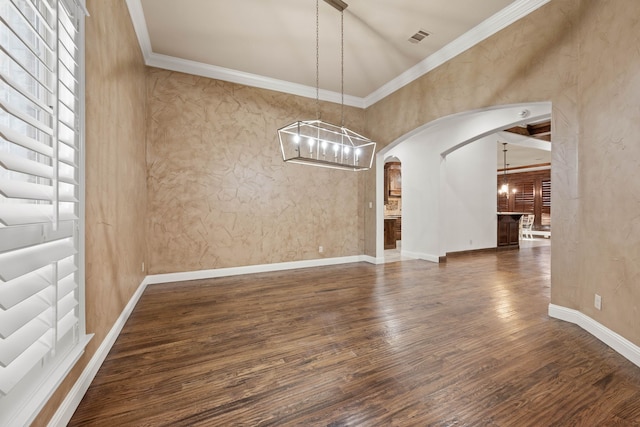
[548,304,640,369]
[401,250,440,263]
[361,255,384,265]
[146,255,368,285]
[48,277,151,427]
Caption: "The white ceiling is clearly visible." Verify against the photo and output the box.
[127,0,550,106]
[127,0,552,170]
[496,132,551,170]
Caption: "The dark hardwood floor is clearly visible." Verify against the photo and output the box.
[69,246,640,426]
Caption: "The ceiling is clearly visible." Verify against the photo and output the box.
[497,119,552,170]
[128,0,552,170]
[129,0,549,105]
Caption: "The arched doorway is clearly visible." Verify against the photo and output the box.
[383,157,403,261]
[375,102,552,261]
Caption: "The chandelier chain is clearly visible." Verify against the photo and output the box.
[340,9,345,127]
[315,0,320,120]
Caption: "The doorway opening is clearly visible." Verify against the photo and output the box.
[375,102,553,262]
[383,157,405,262]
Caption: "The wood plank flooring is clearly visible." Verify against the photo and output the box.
[69,247,640,426]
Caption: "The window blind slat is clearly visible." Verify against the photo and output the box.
[57,274,75,299]
[58,75,77,100]
[0,15,54,73]
[0,124,54,158]
[0,151,54,180]
[0,221,74,252]
[0,150,76,184]
[57,256,77,280]
[58,95,76,117]
[0,45,54,94]
[0,204,77,226]
[0,265,52,310]
[57,310,76,341]
[58,45,78,74]
[0,292,51,338]
[0,238,76,282]
[0,179,78,203]
[0,98,54,136]
[0,339,49,395]
[59,148,76,166]
[59,133,78,151]
[57,293,76,321]
[0,70,53,113]
[10,0,56,39]
[0,316,51,367]
[59,116,76,135]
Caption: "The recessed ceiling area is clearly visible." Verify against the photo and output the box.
[130,0,548,102]
[496,119,552,170]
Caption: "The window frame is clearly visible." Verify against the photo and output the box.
[0,1,89,425]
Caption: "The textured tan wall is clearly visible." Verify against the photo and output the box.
[365,0,640,345]
[34,0,148,425]
[33,0,640,423]
[364,0,579,258]
[575,0,640,344]
[145,69,366,274]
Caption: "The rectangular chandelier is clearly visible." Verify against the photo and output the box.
[278,120,376,171]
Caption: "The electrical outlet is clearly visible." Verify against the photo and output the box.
[369,202,373,209]
[594,294,602,310]
[141,262,145,272]
[469,239,473,245]
[318,246,324,253]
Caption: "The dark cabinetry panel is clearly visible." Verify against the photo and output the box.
[497,169,550,230]
[384,162,401,201]
[384,219,396,249]
[497,213,523,248]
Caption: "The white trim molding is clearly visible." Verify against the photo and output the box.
[401,250,440,264]
[145,53,365,108]
[125,0,550,109]
[361,255,385,265]
[48,277,151,427]
[364,0,550,106]
[548,304,640,369]
[146,255,374,285]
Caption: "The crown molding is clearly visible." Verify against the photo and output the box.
[364,0,551,107]
[125,0,152,59]
[145,52,366,108]
[126,0,550,109]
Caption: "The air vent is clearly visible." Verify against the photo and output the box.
[408,30,431,44]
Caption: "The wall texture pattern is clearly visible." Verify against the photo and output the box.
[34,0,640,423]
[145,69,366,274]
[364,0,640,345]
[576,0,640,344]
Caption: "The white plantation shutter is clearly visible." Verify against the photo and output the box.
[0,0,88,425]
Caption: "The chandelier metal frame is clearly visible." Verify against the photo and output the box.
[277,0,376,171]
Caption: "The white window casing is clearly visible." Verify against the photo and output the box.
[0,0,90,426]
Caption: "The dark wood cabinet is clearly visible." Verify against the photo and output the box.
[497,213,523,248]
[384,218,396,249]
[497,169,550,231]
[384,162,401,201]
[384,217,401,249]
[388,169,401,196]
